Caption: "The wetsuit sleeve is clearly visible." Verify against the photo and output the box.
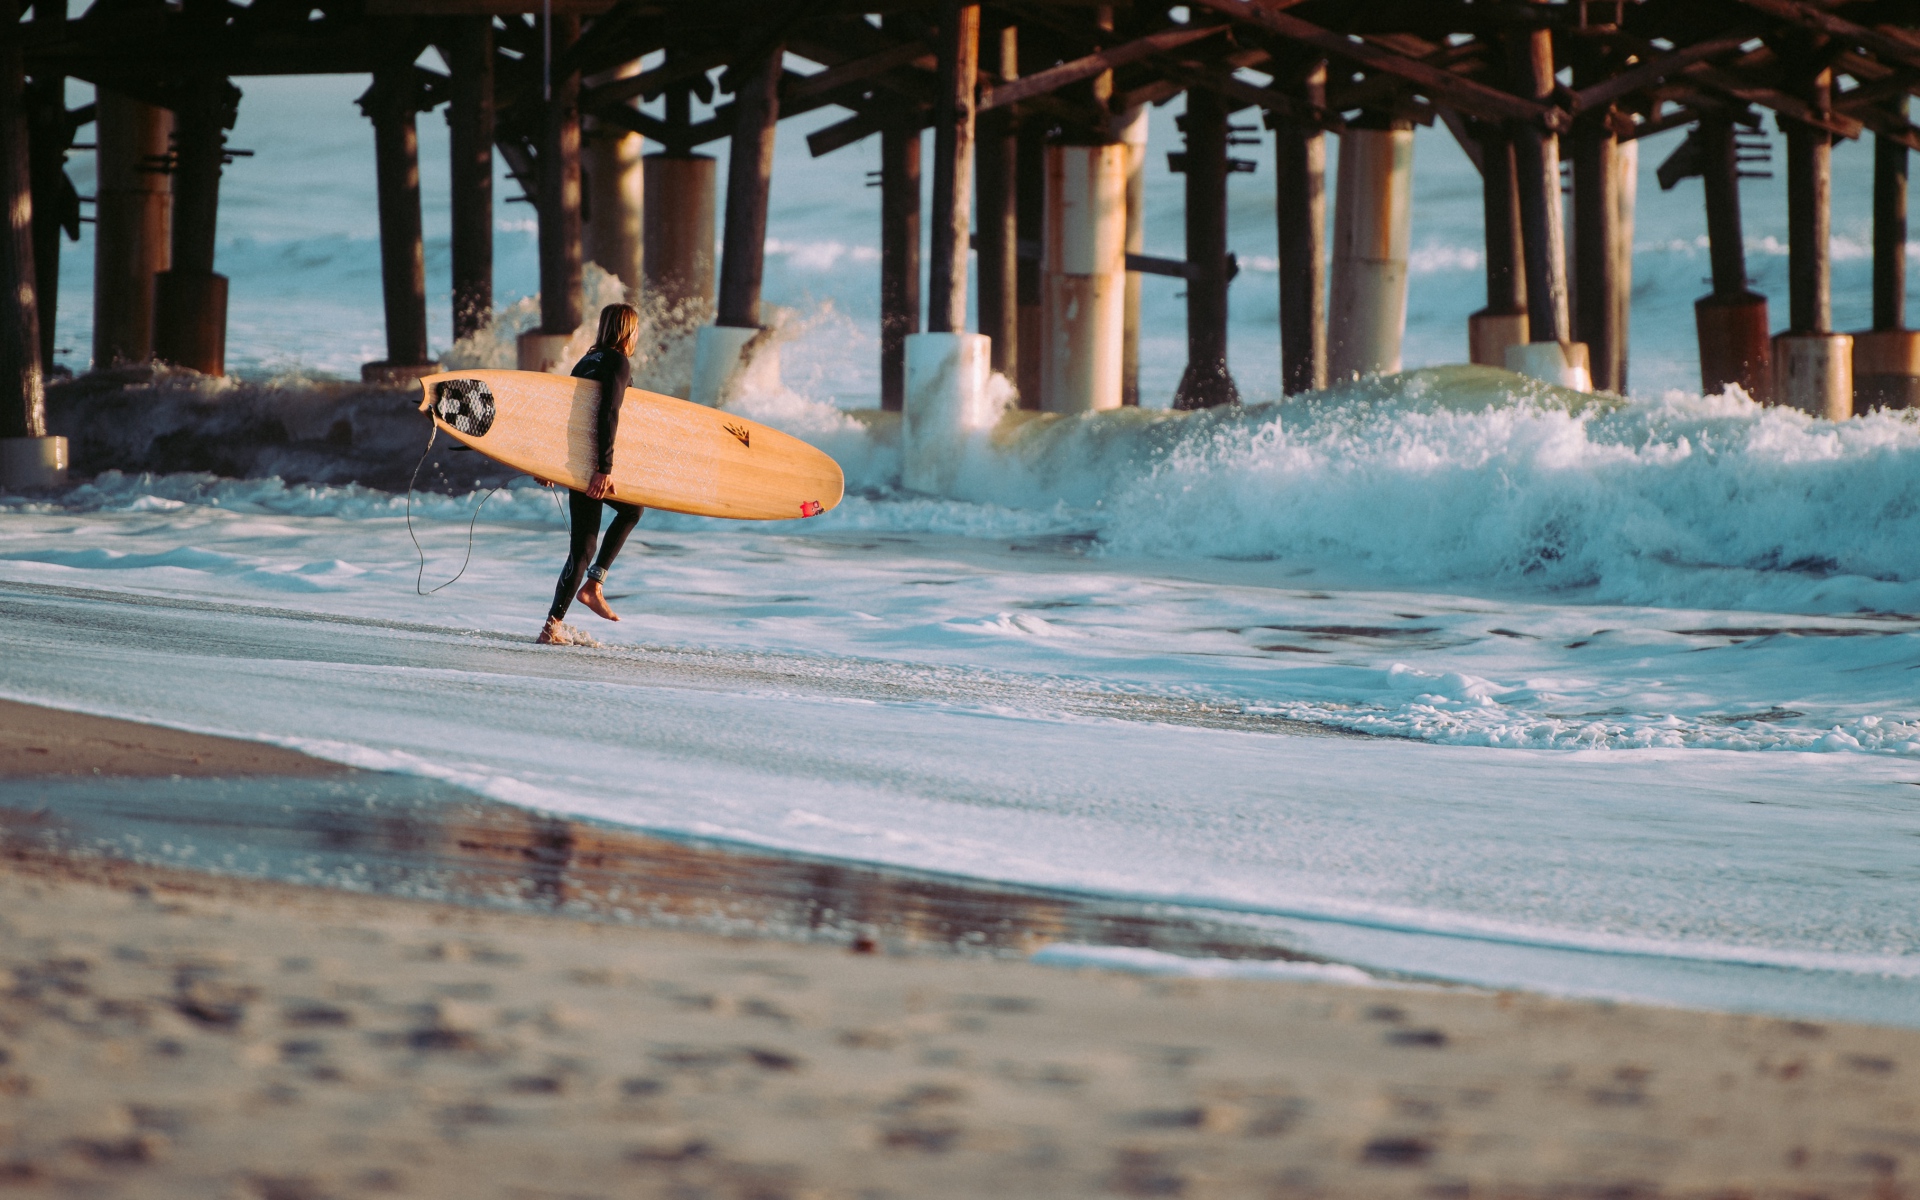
[594,355,630,476]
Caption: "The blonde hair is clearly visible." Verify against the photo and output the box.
[594,303,639,353]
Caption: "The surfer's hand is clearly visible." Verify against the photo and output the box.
[533,476,552,488]
[587,472,614,499]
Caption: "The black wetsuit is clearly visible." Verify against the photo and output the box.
[548,346,643,623]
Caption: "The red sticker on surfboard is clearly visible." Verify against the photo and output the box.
[800,501,823,518]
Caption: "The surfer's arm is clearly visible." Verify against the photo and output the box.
[593,360,629,476]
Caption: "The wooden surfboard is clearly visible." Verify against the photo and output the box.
[417,369,844,521]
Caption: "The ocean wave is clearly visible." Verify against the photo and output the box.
[24,364,1920,619]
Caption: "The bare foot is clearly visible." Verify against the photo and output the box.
[577,580,620,622]
[537,617,568,644]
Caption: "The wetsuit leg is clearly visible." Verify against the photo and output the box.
[590,501,644,577]
[548,490,604,622]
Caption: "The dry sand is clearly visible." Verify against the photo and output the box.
[1,702,1916,1198]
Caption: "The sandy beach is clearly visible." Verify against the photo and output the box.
[1,702,1916,1198]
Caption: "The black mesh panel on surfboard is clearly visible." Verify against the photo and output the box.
[432,379,496,437]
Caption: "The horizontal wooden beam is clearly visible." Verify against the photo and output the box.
[1572,33,1753,113]
[1835,69,1920,112]
[1682,60,1864,138]
[364,0,615,12]
[1731,0,1920,74]
[807,101,927,157]
[1846,90,1920,152]
[581,47,728,109]
[1154,58,1341,131]
[1618,103,1706,142]
[978,23,1228,111]
[786,39,933,104]
[1186,0,1562,128]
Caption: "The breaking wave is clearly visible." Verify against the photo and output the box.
[25,360,1920,617]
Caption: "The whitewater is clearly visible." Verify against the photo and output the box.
[5,74,1920,1026]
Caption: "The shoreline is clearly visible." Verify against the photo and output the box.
[0,698,1346,965]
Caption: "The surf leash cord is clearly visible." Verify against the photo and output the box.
[406,425,507,597]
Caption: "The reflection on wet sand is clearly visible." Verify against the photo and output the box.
[0,770,1327,967]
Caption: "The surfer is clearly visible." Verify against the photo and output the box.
[538,303,644,645]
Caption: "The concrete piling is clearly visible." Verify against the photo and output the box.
[1328,119,1412,381]
[641,153,716,323]
[1040,142,1128,413]
[91,90,171,368]
[903,331,992,494]
[582,62,645,297]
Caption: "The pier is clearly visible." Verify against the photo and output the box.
[4,0,1919,491]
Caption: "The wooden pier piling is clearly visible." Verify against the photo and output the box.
[16,0,1920,437]
[518,13,582,373]
[716,46,782,332]
[1468,123,1528,368]
[1,0,62,490]
[25,0,64,374]
[152,79,233,377]
[1693,114,1770,400]
[1775,66,1851,419]
[2,0,43,436]
[976,20,1018,387]
[690,42,782,405]
[1273,60,1326,395]
[926,2,979,338]
[1172,88,1237,409]
[1014,118,1044,410]
[1572,103,1627,393]
[361,60,433,381]
[446,18,493,344]
[91,91,171,368]
[1118,104,1148,406]
[1505,15,1586,388]
[879,119,921,413]
[1853,97,1918,412]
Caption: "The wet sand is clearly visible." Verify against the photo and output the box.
[0,697,343,779]
[2,700,1918,1197]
